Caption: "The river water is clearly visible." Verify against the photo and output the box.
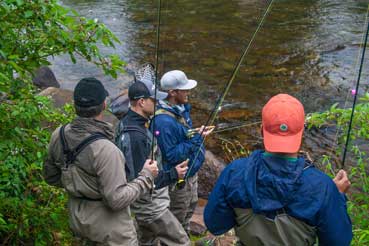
[52,0,369,165]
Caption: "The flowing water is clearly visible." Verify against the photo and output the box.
[52,0,369,165]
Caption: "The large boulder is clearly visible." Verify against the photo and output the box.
[39,87,73,108]
[32,66,60,89]
[39,87,119,127]
[109,89,129,119]
[190,199,238,245]
[198,151,226,198]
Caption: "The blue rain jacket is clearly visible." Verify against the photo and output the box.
[151,102,205,177]
[204,150,352,246]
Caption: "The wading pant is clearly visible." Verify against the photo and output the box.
[136,209,190,246]
[169,174,198,234]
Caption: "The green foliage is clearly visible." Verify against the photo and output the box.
[307,93,369,245]
[218,137,250,163]
[0,0,125,244]
[0,0,125,82]
[0,92,75,244]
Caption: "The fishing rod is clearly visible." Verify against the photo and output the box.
[184,0,276,180]
[341,9,369,169]
[151,0,162,160]
[186,121,261,137]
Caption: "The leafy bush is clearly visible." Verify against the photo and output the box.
[307,93,369,245]
[0,0,124,244]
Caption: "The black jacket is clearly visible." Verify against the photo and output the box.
[119,109,178,189]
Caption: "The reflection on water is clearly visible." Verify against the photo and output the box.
[52,0,369,163]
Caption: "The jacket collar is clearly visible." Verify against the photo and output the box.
[126,109,148,127]
[70,116,114,140]
[158,100,190,117]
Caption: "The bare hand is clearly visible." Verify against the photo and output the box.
[197,125,215,137]
[175,160,189,179]
[143,159,159,178]
[333,170,351,193]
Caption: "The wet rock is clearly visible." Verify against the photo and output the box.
[321,44,346,55]
[32,66,60,89]
[39,87,119,127]
[198,151,226,198]
[109,89,129,119]
[190,198,207,236]
[194,231,237,246]
[39,87,73,108]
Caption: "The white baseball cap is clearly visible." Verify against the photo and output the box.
[160,70,197,90]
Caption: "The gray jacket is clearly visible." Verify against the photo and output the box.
[43,117,154,245]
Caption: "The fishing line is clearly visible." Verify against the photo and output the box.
[185,0,275,179]
[341,5,369,169]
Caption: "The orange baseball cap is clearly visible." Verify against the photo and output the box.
[262,94,305,153]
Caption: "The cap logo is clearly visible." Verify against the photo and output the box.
[152,84,155,91]
[280,124,288,132]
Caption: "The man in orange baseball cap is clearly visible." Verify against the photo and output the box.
[262,94,305,153]
[204,94,353,246]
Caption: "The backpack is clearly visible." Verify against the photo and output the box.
[59,125,108,167]
[59,124,108,201]
[115,120,161,182]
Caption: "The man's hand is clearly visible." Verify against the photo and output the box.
[333,170,351,193]
[175,159,189,179]
[143,159,159,178]
[197,125,215,137]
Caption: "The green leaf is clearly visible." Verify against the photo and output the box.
[24,10,33,18]
[16,0,24,6]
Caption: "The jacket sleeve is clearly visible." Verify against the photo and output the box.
[128,131,150,178]
[154,167,178,189]
[154,116,204,168]
[204,163,236,235]
[95,141,155,211]
[316,180,353,246]
[43,129,63,187]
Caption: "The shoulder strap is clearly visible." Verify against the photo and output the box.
[122,125,150,139]
[155,108,189,128]
[59,125,108,167]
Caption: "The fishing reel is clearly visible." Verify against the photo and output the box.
[176,179,186,190]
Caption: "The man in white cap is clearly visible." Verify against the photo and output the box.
[151,70,213,234]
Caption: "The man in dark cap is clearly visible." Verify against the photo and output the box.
[115,75,190,245]
[43,77,159,245]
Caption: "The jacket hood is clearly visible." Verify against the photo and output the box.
[70,116,115,141]
[244,150,307,213]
